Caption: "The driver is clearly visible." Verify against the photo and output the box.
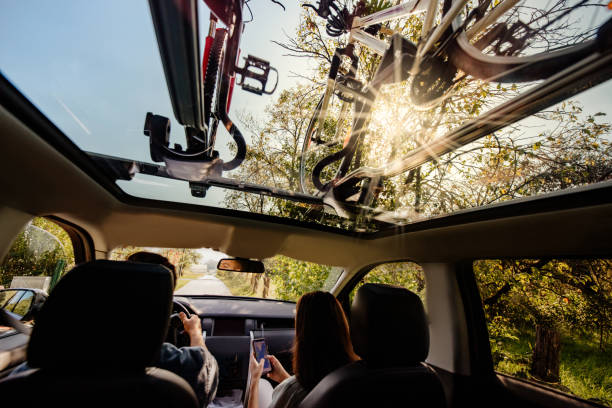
[126,251,219,408]
[9,252,219,407]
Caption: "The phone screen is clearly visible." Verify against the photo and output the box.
[252,338,272,373]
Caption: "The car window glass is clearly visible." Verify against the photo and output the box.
[0,217,75,293]
[473,259,612,407]
[349,262,425,305]
[12,290,34,318]
[0,289,20,308]
[110,246,341,302]
[3,290,25,313]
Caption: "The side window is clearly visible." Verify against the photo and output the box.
[12,290,34,317]
[349,262,425,304]
[0,290,21,309]
[473,259,612,406]
[1,290,26,313]
[0,217,75,293]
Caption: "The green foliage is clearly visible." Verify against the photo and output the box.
[11,292,34,317]
[0,218,74,287]
[216,270,261,297]
[31,218,74,262]
[560,338,612,405]
[216,256,336,302]
[491,332,612,405]
[108,246,144,261]
[475,259,612,404]
[266,256,334,301]
[160,248,200,277]
[475,259,612,345]
[349,262,425,303]
[109,247,200,278]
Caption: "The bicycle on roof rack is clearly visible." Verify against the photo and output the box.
[144,0,281,198]
[299,0,612,214]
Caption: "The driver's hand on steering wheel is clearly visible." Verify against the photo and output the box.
[179,312,205,348]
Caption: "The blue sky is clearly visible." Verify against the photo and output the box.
[0,0,308,157]
[0,0,311,206]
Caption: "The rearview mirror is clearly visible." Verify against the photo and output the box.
[217,258,265,274]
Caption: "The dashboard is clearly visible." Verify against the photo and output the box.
[174,296,296,396]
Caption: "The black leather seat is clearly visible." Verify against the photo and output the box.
[0,260,198,408]
[299,283,446,408]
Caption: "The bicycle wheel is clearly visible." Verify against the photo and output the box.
[299,91,353,194]
[443,0,611,82]
[299,95,323,194]
[203,29,227,127]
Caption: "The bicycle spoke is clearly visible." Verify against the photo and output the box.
[418,0,469,59]
[466,0,521,39]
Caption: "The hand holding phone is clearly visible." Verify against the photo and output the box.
[252,338,272,373]
[266,354,291,383]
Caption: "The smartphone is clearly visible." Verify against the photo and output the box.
[252,338,272,373]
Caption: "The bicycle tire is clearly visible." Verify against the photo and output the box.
[299,94,324,193]
[203,29,227,127]
[443,0,607,83]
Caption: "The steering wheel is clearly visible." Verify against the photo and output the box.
[167,300,192,348]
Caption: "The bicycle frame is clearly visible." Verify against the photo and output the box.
[350,0,520,57]
[204,0,279,151]
[310,0,451,191]
[203,0,245,152]
[309,0,522,194]
[307,0,610,215]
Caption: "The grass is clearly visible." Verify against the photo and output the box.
[492,333,612,406]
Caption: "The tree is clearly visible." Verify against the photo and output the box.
[224,0,612,385]
[0,218,74,288]
[226,86,318,212]
[160,248,200,277]
[349,262,425,303]
[108,246,144,261]
[474,258,612,382]
[110,247,201,277]
[215,256,337,301]
[265,256,334,301]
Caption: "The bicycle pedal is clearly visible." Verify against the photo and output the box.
[235,55,278,95]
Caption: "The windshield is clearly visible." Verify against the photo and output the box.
[110,247,342,302]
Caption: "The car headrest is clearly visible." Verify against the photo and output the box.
[28,260,173,372]
[350,283,428,368]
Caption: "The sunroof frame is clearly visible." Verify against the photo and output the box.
[2,71,612,239]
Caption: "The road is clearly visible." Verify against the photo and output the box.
[174,274,232,296]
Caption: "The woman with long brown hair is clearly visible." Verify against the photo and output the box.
[248,291,359,408]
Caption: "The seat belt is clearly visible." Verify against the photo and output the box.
[0,308,32,335]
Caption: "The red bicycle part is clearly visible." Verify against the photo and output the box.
[226,48,240,112]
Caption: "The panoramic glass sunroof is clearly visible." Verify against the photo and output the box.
[1,0,611,233]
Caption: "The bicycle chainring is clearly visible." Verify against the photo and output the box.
[410,55,457,107]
